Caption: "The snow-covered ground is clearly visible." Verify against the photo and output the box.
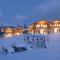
[0,33,60,60]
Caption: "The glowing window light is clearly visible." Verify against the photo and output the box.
[5,28,13,33]
[54,24,59,26]
[41,24,43,27]
[16,33,20,36]
[43,25,47,27]
[40,29,47,34]
[36,25,40,27]
[40,29,44,34]
[43,25,45,27]
[59,24,60,26]
[55,24,57,26]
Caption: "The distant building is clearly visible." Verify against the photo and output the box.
[28,20,50,34]
[28,19,60,34]
[14,27,23,36]
[0,26,23,37]
[0,19,60,37]
[50,20,60,33]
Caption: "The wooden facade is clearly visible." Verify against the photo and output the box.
[28,20,60,34]
[28,20,50,34]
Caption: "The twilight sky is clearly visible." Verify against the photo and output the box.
[0,0,60,26]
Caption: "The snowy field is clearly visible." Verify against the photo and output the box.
[0,33,60,60]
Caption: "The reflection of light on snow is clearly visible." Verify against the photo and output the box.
[5,33,12,37]
[54,28,58,33]
[16,33,20,36]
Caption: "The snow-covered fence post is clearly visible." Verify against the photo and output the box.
[41,36,46,48]
[31,35,47,48]
[32,35,35,47]
[44,36,47,48]
[36,36,39,47]
[24,34,31,44]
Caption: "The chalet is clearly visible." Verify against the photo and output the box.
[0,26,23,37]
[28,20,50,34]
[50,20,60,33]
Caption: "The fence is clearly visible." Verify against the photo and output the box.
[24,34,49,48]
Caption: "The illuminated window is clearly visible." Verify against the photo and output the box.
[16,33,20,36]
[59,24,60,26]
[40,29,44,34]
[36,25,40,27]
[43,25,47,27]
[41,24,43,27]
[50,24,53,26]
[55,24,57,26]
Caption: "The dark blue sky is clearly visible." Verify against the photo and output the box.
[0,0,60,26]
